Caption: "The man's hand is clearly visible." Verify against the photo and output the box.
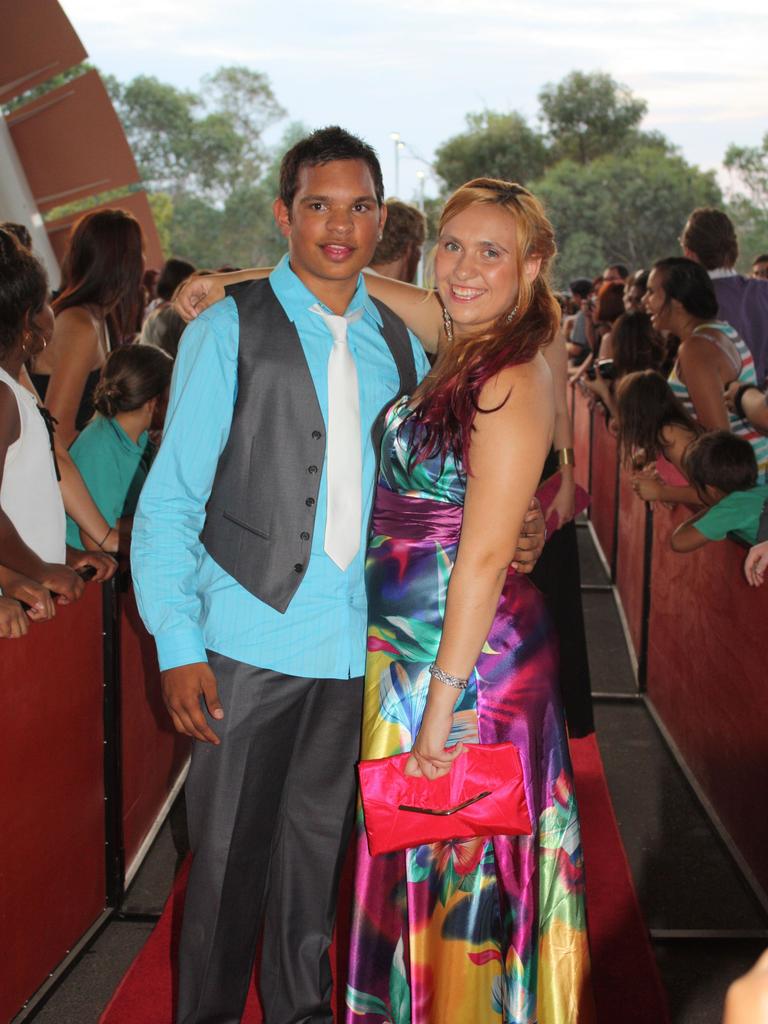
[0,596,29,638]
[161,662,224,744]
[174,275,225,322]
[67,548,118,582]
[40,563,84,604]
[744,540,768,587]
[0,571,55,622]
[511,497,546,573]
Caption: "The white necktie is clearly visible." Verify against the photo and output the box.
[310,304,363,570]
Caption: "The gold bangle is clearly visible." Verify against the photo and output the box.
[557,447,575,467]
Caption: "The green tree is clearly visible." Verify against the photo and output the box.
[109,67,285,202]
[533,147,722,285]
[434,110,549,192]
[723,134,768,271]
[538,71,647,165]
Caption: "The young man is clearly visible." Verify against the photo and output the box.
[132,126,543,1024]
[368,198,426,284]
[681,208,768,385]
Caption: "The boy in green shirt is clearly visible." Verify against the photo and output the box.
[671,431,768,552]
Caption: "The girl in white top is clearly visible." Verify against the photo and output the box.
[0,228,114,621]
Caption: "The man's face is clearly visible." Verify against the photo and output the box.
[603,267,623,284]
[752,260,768,280]
[273,159,385,298]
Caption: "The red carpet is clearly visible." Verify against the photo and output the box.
[100,735,669,1023]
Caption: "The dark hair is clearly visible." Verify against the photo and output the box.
[1,222,32,250]
[140,305,185,359]
[612,312,666,377]
[595,281,624,324]
[405,178,559,471]
[279,126,384,211]
[92,344,172,418]
[54,209,145,340]
[681,208,738,270]
[0,228,48,357]
[569,277,592,299]
[651,257,719,319]
[608,264,629,280]
[684,430,757,497]
[631,269,649,293]
[156,258,196,302]
[372,199,426,264]
[753,254,768,264]
[615,369,700,468]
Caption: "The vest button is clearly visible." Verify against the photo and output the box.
[308,465,318,474]
[294,563,303,573]
[300,531,310,540]
[312,430,322,440]
[305,497,315,506]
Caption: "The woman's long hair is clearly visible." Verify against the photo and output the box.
[615,369,701,468]
[53,209,145,342]
[612,311,666,377]
[405,178,559,470]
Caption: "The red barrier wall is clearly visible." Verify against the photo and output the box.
[589,410,619,575]
[572,385,591,494]
[615,470,648,663]
[646,506,768,895]
[0,585,105,1023]
[119,584,189,872]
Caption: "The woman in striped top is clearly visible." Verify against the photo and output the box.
[645,257,768,481]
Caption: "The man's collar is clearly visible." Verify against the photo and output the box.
[269,254,382,326]
[708,267,739,280]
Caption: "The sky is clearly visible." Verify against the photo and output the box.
[60,0,767,203]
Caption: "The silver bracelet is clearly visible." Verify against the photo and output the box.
[428,663,469,690]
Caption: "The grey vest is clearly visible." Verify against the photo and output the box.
[199,279,418,613]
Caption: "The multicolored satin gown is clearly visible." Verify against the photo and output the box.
[346,403,595,1024]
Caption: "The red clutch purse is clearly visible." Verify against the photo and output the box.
[536,469,591,534]
[357,742,531,856]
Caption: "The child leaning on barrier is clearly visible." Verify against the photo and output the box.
[670,431,768,552]
[65,345,173,553]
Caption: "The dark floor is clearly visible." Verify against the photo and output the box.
[22,523,768,1024]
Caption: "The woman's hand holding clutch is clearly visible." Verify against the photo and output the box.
[406,705,463,780]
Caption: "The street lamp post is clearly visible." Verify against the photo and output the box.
[389,131,405,197]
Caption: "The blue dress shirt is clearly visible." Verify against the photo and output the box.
[131,255,430,678]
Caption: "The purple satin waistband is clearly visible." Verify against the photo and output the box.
[371,485,463,544]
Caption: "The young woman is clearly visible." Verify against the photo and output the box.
[615,370,702,505]
[0,229,115,610]
[645,257,768,480]
[177,178,594,1022]
[66,345,172,553]
[29,209,145,447]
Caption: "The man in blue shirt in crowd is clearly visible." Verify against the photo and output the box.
[132,127,543,1024]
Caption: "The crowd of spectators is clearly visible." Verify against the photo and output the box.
[2,196,767,644]
[563,208,768,581]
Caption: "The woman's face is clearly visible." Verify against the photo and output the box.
[643,270,669,331]
[435,204,521,335]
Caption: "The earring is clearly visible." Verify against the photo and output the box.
[506,306,519,323]
[378,232,383,241]
[442,305,454,342]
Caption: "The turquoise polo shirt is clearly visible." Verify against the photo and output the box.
[66,416,150,549]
